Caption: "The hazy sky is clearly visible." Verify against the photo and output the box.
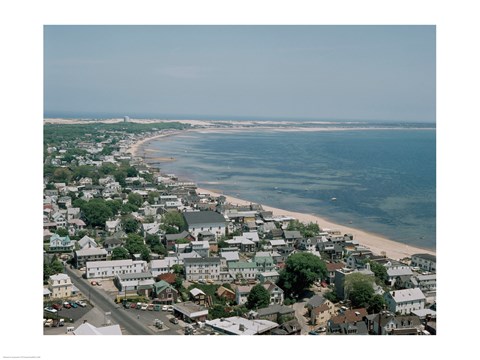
[44,25,435,122]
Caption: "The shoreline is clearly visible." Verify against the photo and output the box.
[128,127,436,261]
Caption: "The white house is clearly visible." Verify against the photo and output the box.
[184,257,221,281]
[77,235,98,249]
[115,272,155,291]
[411,254,436,272]
[74,248,108,268]
[149,257,181,277]
[384,288,426,315]
[105,219,121,234]
[86,259,147,279]
[48,273,73,298]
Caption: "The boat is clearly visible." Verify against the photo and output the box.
[331,197,337,201]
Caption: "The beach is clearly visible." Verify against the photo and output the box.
[125,125,436,262]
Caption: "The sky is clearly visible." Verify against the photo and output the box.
[44,25,436,122]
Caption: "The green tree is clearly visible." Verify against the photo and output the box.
[99,162,117,176]
[111,247,130,260]
[120,203,138,215]
[52,167,73,183]
[278,252,328,298]
[246,284,270,310]
[56,227,69,237]
[172,264,185,277]
[147,191,160,204]
[161,211,186,232]
[80,198,113,227]
[124,233,147,255]
[122,216,139,234]
[368,294,386,314]
[345,273,375,308]
[114,170,127,187]
[324,290,339,303]
[128,192,143,207]
[209,304,231,320]
[106,199,123,216]
[367,260,389,285]
[140,247,151,262]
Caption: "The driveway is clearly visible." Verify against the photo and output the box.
[292,300,311,335]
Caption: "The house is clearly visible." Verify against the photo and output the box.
[306,294,336,325]
[370,311,423,335]
[268,239,286,250]
[48,273,73,298]
[256,304,295,323]
[164,231,195,250]
[173,301,208,323]
[190,288,208,306]
[114,272,154,292]
[220,250,240,268]
[187,241,210,258]
[258,271,280,284]
[384,288,426,315]
[68,219,86,234]
[407,273,436,292]
[49,234,75,252]
[184,257,221,281]
[66,207,81,220]
[77,235,98,249]
[318,241,344,261]
[228,261,259,282]
[226,236,256,253]
[206,316,278,335]
[262,281,284,305]
[327,308,368,334]
[216,286,236,302]
[51,212,67,228]
[387,267,413,287]
[152,280,178,304]
[252,253,275,272]
[103,237,124,255]
[105,219,121,234]
[283,230,302,246]
[271,319,302,335]
[326,262,345,284]
[410,253,436,272]
[235,285,254,305]
[150,258,181,277]
[85,259,147,279]
[73,322,122,335]
[183,211,227,239]
[74,248,108,268]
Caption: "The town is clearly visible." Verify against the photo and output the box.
[43,120,437,336]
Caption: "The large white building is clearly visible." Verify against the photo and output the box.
[74,248,108,268]
[184,257,221,281]
[86,259,147,279]
[149,257,182,277]
[206,316,278,335]
[411,254,436,272]
[48,273,73,298]
[384,288,426,315]
[183,211,226,240]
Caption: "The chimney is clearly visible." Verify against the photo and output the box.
[239,324,245,332]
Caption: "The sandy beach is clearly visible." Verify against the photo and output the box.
[92,119,436,262]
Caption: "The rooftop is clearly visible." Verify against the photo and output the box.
[206,316,278,335]
[183,211,226,225]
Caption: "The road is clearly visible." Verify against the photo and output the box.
[65,267,155,335]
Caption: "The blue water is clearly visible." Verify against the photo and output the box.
[147,128,436,250]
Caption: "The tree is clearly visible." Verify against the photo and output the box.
[278,252,328,298]
[172,264,185,277]
[122,216,139,234]
[52,167,73,183]
[56,227,69,237]
[345,273,375,308]
[161,211,186,233]
[147,191,160,205]
[124,233,147,255]
[246,284,270,310]
[367,260,389,285]
[105,199,123,217]
[368,294,386,314]
[120,203,138,215]
[128,192,143,207]
[140,247,151,262]
[80,198,113,227]
[111,247,130,260]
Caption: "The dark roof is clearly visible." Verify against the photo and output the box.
[183,211,226,225]
[104,237,124,245]
[165,230,192,241]
[257,304,295,317]
[412,253,436,262]
[306,294,326,308]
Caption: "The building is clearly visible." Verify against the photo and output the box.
[173,301,208,323]
[49,234,75,252]
[114,272,154,291]
[48,273,73,298]
[411,254,436,272]
[150,257,181,277]
[183,211,226,239]
[206,316,278,335]
[85,259,147,279]
[228,261,259,281]
[262,281,284,305]
[256,304,295,323]
[152,280,178,304]
[74,248,108,268]
[306,294,336,325]
[73,322,122,335]
[384,288,426,315]
[334,266,374,300]
[184,257,221,281]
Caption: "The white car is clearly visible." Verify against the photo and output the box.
[76,300,87,308]
[162,305,168,311]
[167,305,174,312]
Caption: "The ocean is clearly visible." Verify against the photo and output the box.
[145,127,436,250]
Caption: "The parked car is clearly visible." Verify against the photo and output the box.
[130,302,137,309]
[154,304,162,311]
[167,305,174,312]
[44,307,57,314]
[90,281,97,286]
[52,303,62,311]
[63,302,71,309]
[308,330,319,335]
[141,304,148,311]
[69,301,78,308]
[162,305,168,311]
[147,304,154,311]
[316,326,327,333]
[169,317,179,324]
[75,300,87,308]
[44,319,54,327]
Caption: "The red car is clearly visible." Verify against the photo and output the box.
[52,303,62,311]
[63,302,72,309]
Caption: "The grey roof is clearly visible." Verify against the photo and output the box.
[257,304,295,317]
[412,253,436,262]
[184,257,221,265]
[183,211,226,225]
[283,230,302,239]
[104,237,124,245]
[117,272,153,280]
[306,294,326,308]
[165,230,192,241]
